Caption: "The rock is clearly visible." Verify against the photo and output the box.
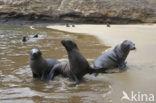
[0,0,156,23]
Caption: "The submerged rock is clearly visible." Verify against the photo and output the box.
[0,0,156,23]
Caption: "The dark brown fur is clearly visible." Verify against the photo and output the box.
[48,40,95,85]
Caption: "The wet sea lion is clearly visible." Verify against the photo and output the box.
[29,49,59,81]
[94,40,136,73]
[22,36,28,42]
[22,33,38,42]
[48,40,95,85]
[33,34,38,38]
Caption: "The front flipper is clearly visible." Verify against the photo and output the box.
[32,72,39,78]
[69,73,79,87]
[41,64,60,81]
[47,64,61,80]
[118,61,127,72]
[41,71,49,81]
[87,66,99,76]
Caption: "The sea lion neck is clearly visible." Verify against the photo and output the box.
[122,50,129,61]
[114,45,126,59]
[67,48,79,54]
[120,45,130,61]
[30,55,43,61]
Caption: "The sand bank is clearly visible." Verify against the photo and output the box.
[47,24,156,64]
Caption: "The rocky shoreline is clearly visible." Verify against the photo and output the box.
[0,0,156,24]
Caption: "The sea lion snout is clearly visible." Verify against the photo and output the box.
[61,40,68,48]
[129,42,136,50]
[61,40,73,45]
[30,49,42,59]
[61,40,66,45]
[131,46,136,50]
[61,40,77,51]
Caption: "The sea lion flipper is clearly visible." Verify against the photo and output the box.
[32,72,38,78]
[47,64,60,80]
[119,66,127,72]
[47,69,56,80]
[69,73,79,87]
[118,61,127,72]
[41,71,49,81]
[87,66,99,76]
[73,74,79,85]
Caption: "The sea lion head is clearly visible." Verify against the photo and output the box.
[121,40,136,51]
[22,36,27,42]
[61,40,78,51]
[30,48,42,60]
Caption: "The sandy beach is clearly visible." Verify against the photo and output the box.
[47,24,156,103]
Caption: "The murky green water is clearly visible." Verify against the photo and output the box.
[0,24,111,103]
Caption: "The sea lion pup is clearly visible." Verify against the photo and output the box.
[29,49,59,81]
[48,40,95,86]
[94,40,136,73]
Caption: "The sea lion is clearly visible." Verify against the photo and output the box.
[22,36,28,42]
[94,40,136,73]
[106,23,110,27]
[22,34,38,42]
[48,40,95,85]
[29,48,59,81]
[72,24,75,27]
[33,34,38,38]
[66,23,70,27]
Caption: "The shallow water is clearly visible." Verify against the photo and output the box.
[0,24,112,103]
[48,24,156,103]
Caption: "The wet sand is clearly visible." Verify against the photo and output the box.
[47,24,156,103]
